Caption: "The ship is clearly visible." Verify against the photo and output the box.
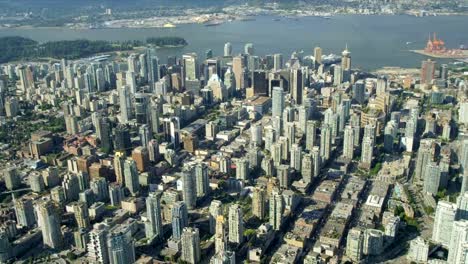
[204,21,223,27]
[162,23,176,28]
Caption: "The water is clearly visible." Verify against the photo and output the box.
[0,15,467,70]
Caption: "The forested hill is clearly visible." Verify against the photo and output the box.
[0,36,187,63]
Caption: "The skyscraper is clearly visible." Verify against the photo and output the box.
[447,220,468,264]
[183,53,199,81]
[270,190,283,231]
[107,226,135,264]
[72,202,90,229]
[232,56,244,90]
[145,192,163,240]
[432,200,457,247]
[421,59,436,86]
[252,187,266,220]
[360,137,374,169]
[36,200,63,249]
[209,200,223,235]
[341,45,351,71]
[123,159,139,196]
[14,197,36,228]
[181,167,197,210]
[87,223,109,264]
[224,42,232,57]
[272,87,285,118]
[314,47,322,65]
[423,162,442,195]
[172,202,188,240]
[228,204,244,244]
[320,124,332,161]
[235,158,249,182]
[343,125,354,160]
[290,68,303,105]
[215,215,227,254]
[414,139,436,183]
[181,227,201,264]
[346,228,364,262]
[305,120,317,151]
[244,43,254,55]
[194,163,209,198]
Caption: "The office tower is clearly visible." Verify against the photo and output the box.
[96,68,106,91]
[290,68,303,105]
[109,183,124,207]
[244,43,254,55]
[79,189,94,208]
[228,204,244,244]
[408,237,429,263]
[440,64,448,80]
[341,45,351,71]
[113,125,131,152]
[313,47,322,65]
[273,54,283,70]
[320,124,332,161]
[360,137,374,169]
[30,172,45,193]
[270,190,284,230]
[134,93,150,125]
[224,42,232,57]
[311,146,321,177]
[137,125,151,148]
[95,116,112,153]
[125,71,137,94]
[88,223,109,264]
[272,87,285,118]
[232,56,244,90]
[127,53,138,73]
[236,158,249,182]
[343,125,354,160]
[333,65,343,85]
[252,70,268,96]
[285,122,295,149]
[36,200,63,249]
[363,229,384,256]
[305,120,317,151]
[219,155,231,174]
[421,59,436,86]
[194,163,209,198]
[118,85,132,123]
[182,168,196,210]
[14,197,36,227]
[290,144,302,171]
[148,56,160,90]
[252,187,266,220]
[107,227,135,264]
[63,173,80,202]
[353,80,365,104]
[209,200,223,234]
[423,162,442,195]
[148,139,160,162]
[251,123,263,147]
[181,227,201,264]
[123,159,139,196]
[432,200,457,247]
[183,53,199,81]
[447,220,468,264]
[414,139,436,182]
[91,177,109,202]
[72,202,90,229]
[461,140,468,180]
[383,121,397,153]
[145,192,163,240]
[172,202,188,240]
[51,186,66,206]
[163,117,180,148]
[114,153,125,185]
[215,215,227,254]
[346,228,364,262]
[301,153,313,183]
[132,146,149,172]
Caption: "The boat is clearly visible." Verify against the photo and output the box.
[406,42,413,45]
[163,23,176,28]
[204,21,223,27]
[273,18,281,21]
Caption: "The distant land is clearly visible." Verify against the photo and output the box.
[0,36,187,63]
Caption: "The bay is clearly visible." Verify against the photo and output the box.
[0,15,467,70]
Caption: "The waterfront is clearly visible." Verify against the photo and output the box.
[1,15,467,70]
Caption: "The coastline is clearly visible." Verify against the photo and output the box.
[1,11,468,30]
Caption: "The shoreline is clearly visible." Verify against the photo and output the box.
[410,49,468,59]
[1,12,468,31]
